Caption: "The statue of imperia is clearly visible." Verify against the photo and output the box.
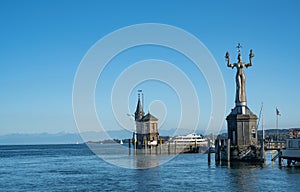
[225,44,254,106]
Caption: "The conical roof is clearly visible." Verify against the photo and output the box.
[135,96,143,115]
[134,95,144,120]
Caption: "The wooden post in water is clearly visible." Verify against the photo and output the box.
[215,139,220,162]
[160,138,162,154]
[134,138,136,155]
[128,139,131,155]
[278,150,282,167]
[208,139,211,164]
[226,139,230,162]
[260,139,265,163]
[195,139,197,153]
[260,103,265,163]
[174,140,177,154]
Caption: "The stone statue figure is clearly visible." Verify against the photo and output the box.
[225,48,254,106]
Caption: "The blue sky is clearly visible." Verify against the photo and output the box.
[0,0,299,136]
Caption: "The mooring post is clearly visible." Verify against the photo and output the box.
[144,140,147,154]
[208,139,211,164]
[134,139,136,155]
[227,139,231,162]
[215,139,220,162]
[160,139,162,154]
[220,139,224,161]
[260,139,265,163]
[174,140,177,154]
[278,150,282,167]
[128,139,131,155]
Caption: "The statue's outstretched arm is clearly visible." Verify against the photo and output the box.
[225,52,234,68]
[246,49,254,68]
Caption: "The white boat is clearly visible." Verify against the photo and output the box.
[148,140,158,146]
[170,133,208,145]
[120,140,123,145]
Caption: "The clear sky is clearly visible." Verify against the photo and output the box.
[0,0,300,136]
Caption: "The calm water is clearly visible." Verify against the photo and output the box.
[0,144,299,192]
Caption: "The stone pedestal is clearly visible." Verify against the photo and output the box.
[226,105,259,161]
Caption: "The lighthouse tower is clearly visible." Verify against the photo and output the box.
[134,92,159,148]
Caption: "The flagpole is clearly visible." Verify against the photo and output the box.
[260,102,265,163]
[276,113,278,141]
[276,107,279,141]
[262,103,264,141]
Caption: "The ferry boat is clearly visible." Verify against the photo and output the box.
[169,133,208,145]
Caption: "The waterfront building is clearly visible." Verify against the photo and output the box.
[134,93,159,148]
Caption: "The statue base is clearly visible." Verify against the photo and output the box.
[226,105,260,161]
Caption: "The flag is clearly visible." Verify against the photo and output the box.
[276,107,281,116]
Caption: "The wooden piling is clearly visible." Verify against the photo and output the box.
[278,150,282,167]
[134,139,136,155]
[260,139,265,163]
[226,139,230,162]
[174,140,177,154]
[208,139,211,163]
[215,139,220,162]
[128,139,131,155]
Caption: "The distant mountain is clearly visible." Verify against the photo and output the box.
[2,128,294,145]
[0,130,136,145]
[0,132,83,145]
[257,128,300,135]
[257,128,300,141]
[0,128,204,145]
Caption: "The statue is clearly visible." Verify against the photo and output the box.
[225,43,254,106]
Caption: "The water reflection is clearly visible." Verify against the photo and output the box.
[213,161,265,191]
[134,167,162,191]
[87,143,177,169]
[228,161,263,169]
[135,155,159,169]
[284,166,300,174]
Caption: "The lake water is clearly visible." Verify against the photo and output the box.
[0,144,299,191]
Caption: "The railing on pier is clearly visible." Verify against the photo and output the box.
[265,141,286,151]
